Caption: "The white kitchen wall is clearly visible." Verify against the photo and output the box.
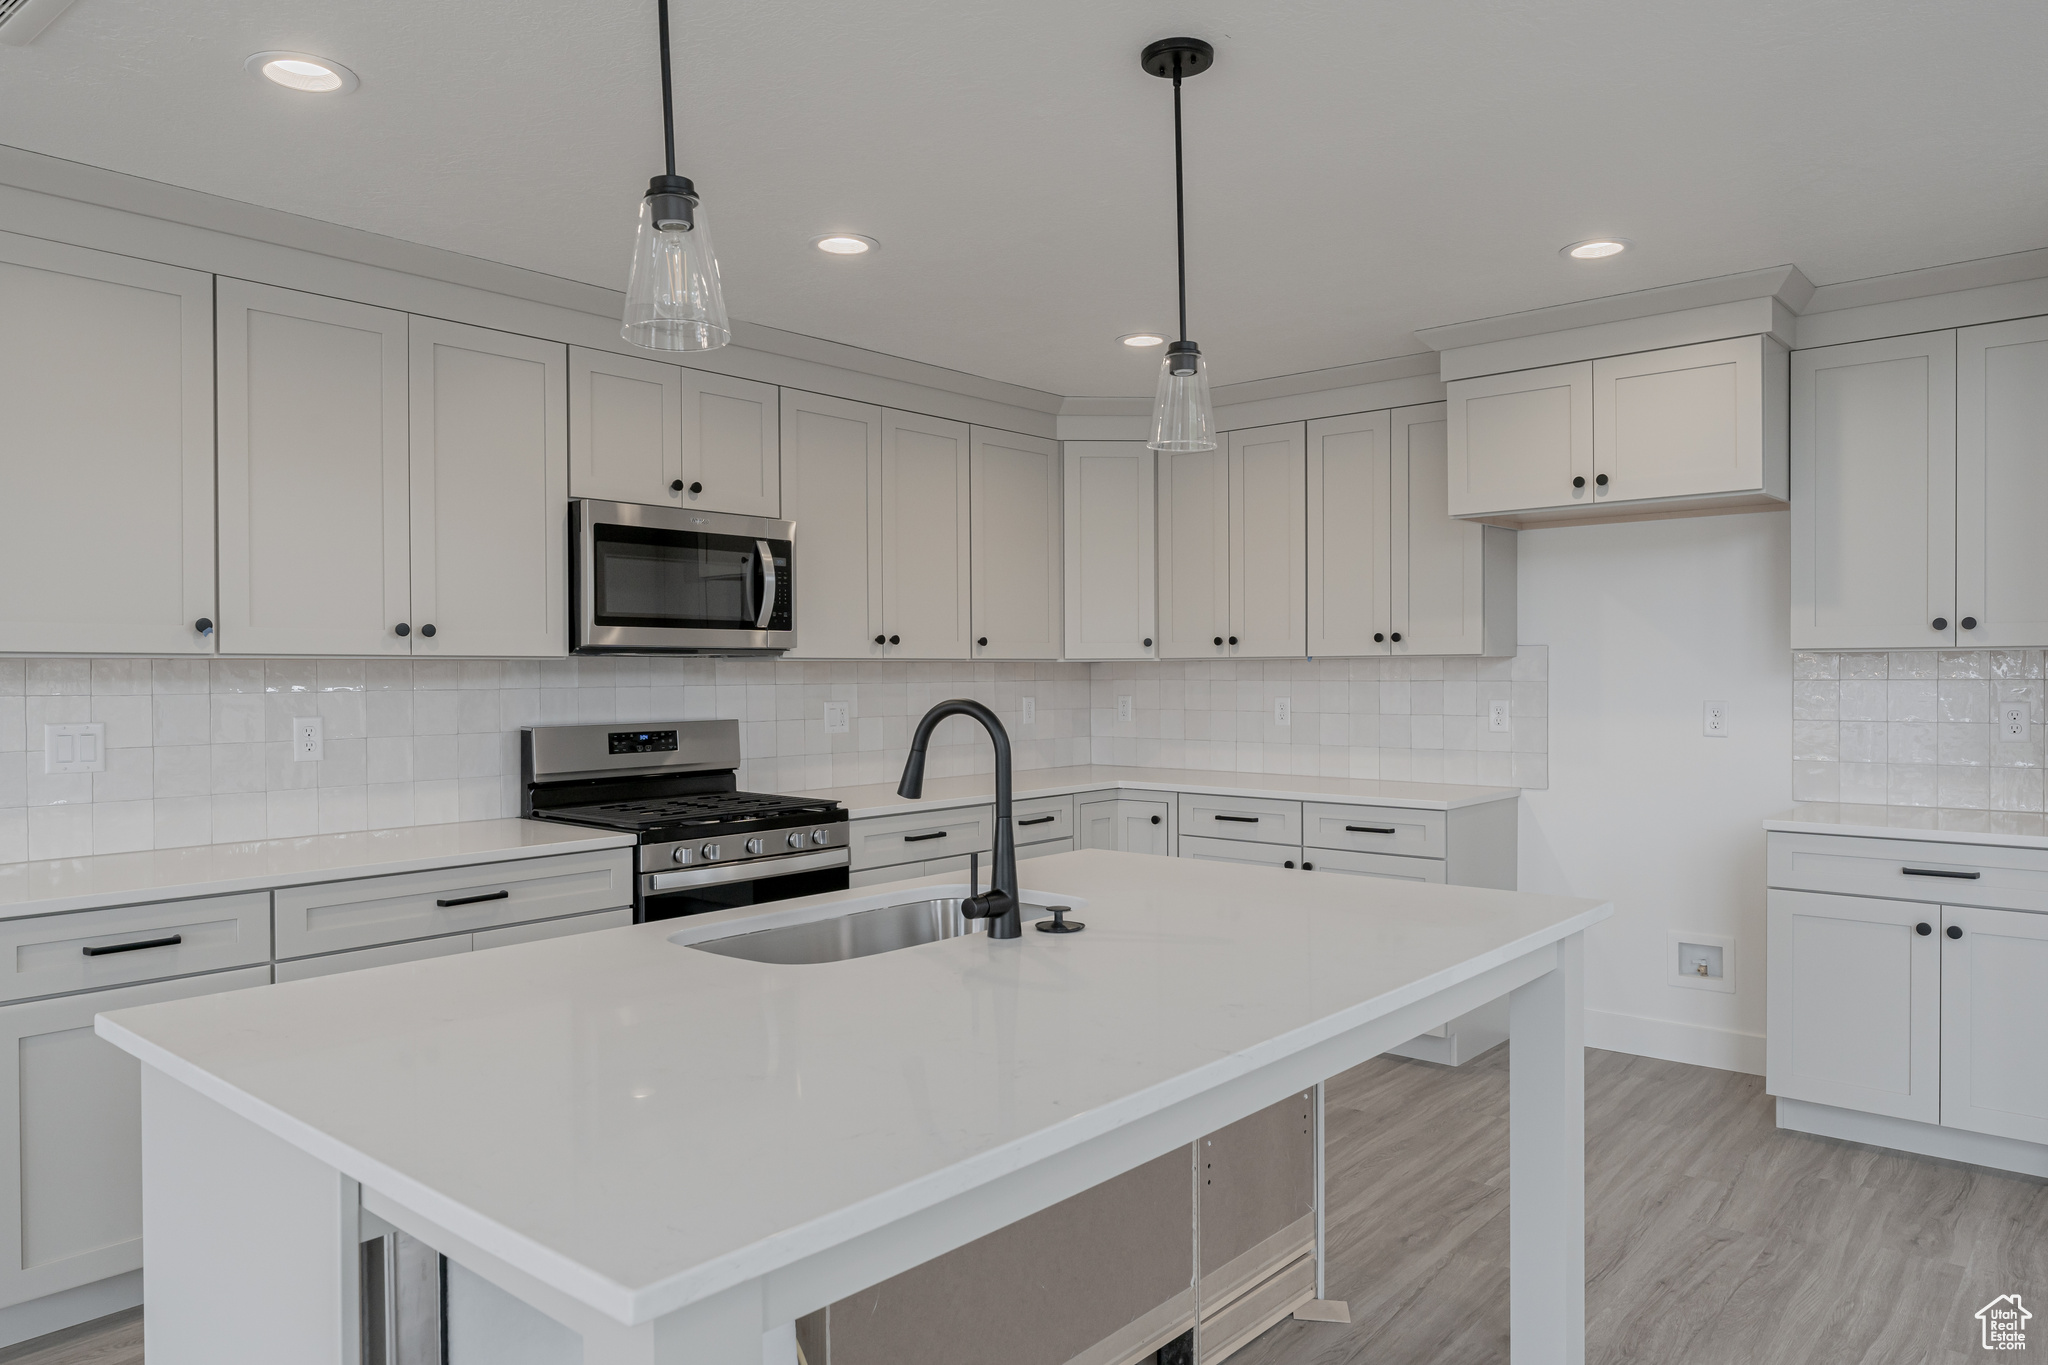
[1518,510,1792,1076]
[0,657,1092,862]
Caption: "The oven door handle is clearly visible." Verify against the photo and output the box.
[755,539,777,631]
[645,848,847,892]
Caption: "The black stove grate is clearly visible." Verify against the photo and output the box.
[541,791,842,833]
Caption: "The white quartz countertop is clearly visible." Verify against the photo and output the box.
[1767,803,2048,850]
[793,764,1521,819]
[0,819,635,919]
[97,849,1607,1326]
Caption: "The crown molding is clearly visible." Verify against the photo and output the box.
[1416,265,1814,356]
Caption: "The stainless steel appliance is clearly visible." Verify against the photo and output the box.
[570,498,794,655]
[520,719,847,920]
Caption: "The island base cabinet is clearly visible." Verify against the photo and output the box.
[0,967,269,1311]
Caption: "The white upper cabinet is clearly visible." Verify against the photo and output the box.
[1228,423,1307,659]
[1392,404,1515,657]
[782,390,883,659]
[1790,332,1957,650]
[1062,442,1156,661]
[0,233,215,655]
[1157,446,1231,658]
[1446,360,1592,519]
[407,318,568,658]
[217,281,412,657]
[1306,411,1393,657]
[679,369,780,518]
[880,410,972,659]
[1449,337,1786,525]
[567,346,683,506]
[1957,316,2048,649]
[969,428,1060,660]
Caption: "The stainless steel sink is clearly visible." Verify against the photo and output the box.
[690,897,1058,966]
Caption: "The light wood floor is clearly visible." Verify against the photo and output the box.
[8,1048,2042,1365]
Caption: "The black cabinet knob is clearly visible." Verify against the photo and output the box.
[1390,632,1402,642]
[1213,636,1224,647]
[874,635,885,645]
[1933,617,1949,631]
[1150,815,1161,825]
[193,617,213,635]
[977,637,988,647]
[1916,922,1932,936]
[1595,473,1609,487]
[1947,925,1963,939]
[1228,636,1238,646]
[1961,616,1978,630]
[394,622,411,637]
[1142,637,1153,648]
[1374,632,1385,643]
[1572,476,1586,489]
[1302,861,1314,871]
[888,635,900,645]
[670,479,685,492]
[689,481,703,495]
[1284,860,1295,869]
[420,624,436,638]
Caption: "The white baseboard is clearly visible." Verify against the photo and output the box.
[0,1270,141,1350]
[1777,1098,2048,1178]
[1584,1008,1765,1076]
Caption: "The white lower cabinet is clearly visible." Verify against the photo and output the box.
[1178,834,1298,869]
[1017,837,1075,861]
[1939,903,2048,1144]
[0,966,270,1309]
[273,906,633,981]
[1307,848,1447,883]
[1077,794,1172,856]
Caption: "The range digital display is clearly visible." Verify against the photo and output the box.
[608,729,679,755]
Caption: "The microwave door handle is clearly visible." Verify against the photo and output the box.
[755,539,776,630]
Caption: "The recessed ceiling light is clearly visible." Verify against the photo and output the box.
[245,51,359,94]
[1119,333,1166,348]
[813,234,877,255]
[1563,238,1629,260]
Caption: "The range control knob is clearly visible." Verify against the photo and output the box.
[745,837,765,856]
[812,828,831,846]
[786,831,804,849]
[671,846,692,865]
[700,843,721,862]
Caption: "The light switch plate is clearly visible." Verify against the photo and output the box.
[1021,696,1035,726]
[1275,697,1291,726]
[1703,701,1729,738]
[292,716,324,762]
[822,701,850,735]
[44,723,105,774]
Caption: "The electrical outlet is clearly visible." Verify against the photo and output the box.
[1021,696,1036,726]
[1488,699,1511,734]
[1116,694,1133,725]
[292,716,324,762]
[43,723,105,774]
[2002,704,2031,742]
[822,701,850,735]
[1275,697,1291,726]
[1703,701,1729,738]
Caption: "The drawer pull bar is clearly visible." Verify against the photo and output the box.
[1901,867,1981,880]
[83,934,182,957]
[1017,815,1057,827]
[903,831,949,843]
[1346,825,1398,835]
[437,890,511,907]
[1214,815,1260,824]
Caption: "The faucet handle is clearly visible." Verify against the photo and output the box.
[1035,905,1085,935]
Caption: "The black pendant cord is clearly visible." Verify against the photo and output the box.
[657,0,677,178]
[1172,63,1188,345]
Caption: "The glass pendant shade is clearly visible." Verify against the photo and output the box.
[1148,341,1216,452]
[621,193,730,351]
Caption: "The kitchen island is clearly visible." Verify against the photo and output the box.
[96,848,1609,1365]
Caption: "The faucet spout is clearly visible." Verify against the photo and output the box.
[897,699,1020,939]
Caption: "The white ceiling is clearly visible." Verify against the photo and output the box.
[4,0,2047,395]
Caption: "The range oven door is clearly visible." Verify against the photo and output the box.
[573,499,794,654]
[638,848,850,922]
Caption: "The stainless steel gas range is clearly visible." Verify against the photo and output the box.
[519,720,848,921]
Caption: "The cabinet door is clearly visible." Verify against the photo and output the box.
[1765,889,1938,1123]
[1940,904,2048,1144]
[1446,360,1593,517]
[781,389,883,659]
[1305,847,1447,883]
[1790,332,1957,650]
[0,966,269,1310]
[567,346,682,505]
[1078,797,1170,855]
[408,318,569,658]
[217,281,411,656]
[1177,834,1298,868]
[880,410,971,659]
[970,428,1060,660]
[1306,411,1392,658]
[1229,423,1307,659]
[0,232,215,654]
[1063,442,1156,660]
[679,369,779,517]
[1157,446,1230,658]
[1591,336,1779,504]
[1392,402,1505,657]
[1957,317,2048,648]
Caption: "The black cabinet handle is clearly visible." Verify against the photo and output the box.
[1228,635,1238,645]
[1214,814,1259,824]
[670,479,685,492]
[1150,815,1161,824]
[1374,633,1385,643]
[888,634,900,645]
[1916,922,1932,936]
[977,637,989,647]
[420,624,436,638]
[1947,925,1963,939]
[1214,636,1224,647]
[904,830,947,843]
[1902,867,1980,879]
[1572,476,1586,489]
[437,889,509,908]
[1961,616,1978,630]
[874,635,886,645]
[193,618,213,635]
[1390,632,1402,642]
[83,934,181,957]
[1595,473,1609,487]
[689,481,703,494]
[1018,814,1056,826]
[1302,861,1314,871]
[1283,860,1295,868]
[1933,617,1948,631]
[394,622,411,637]
[1347,825,1397,834]
[1143,637,1153,647]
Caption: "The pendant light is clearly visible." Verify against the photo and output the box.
[621,0,730,351]
[1142,37,1217,453]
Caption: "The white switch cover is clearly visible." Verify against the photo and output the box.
[2002,704,2031,742]
[1116,695,1133,725]
[44,723,105,774]
[1488,699,1511,733]
[1274,697,1291,726]
[1021,696,1036,726]
[822,701,850,735]
[292,716,324,762]
[1703,701,1729,738]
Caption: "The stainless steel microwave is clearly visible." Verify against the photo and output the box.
[570,499,795,654]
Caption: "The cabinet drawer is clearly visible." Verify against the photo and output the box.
[274,849,633,959]
[473,907,633,952]
[849,805,994,871]
[1303,803,1445,858]
[0,893,270,1004]
[1178,834,1300,869]
[1768,832,2048,911]
[1010,795,1074,846]
[1307,848,1447,884]
[1018,837,1075,861]
[1176,794,1301,847]
[274,934,469,983]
